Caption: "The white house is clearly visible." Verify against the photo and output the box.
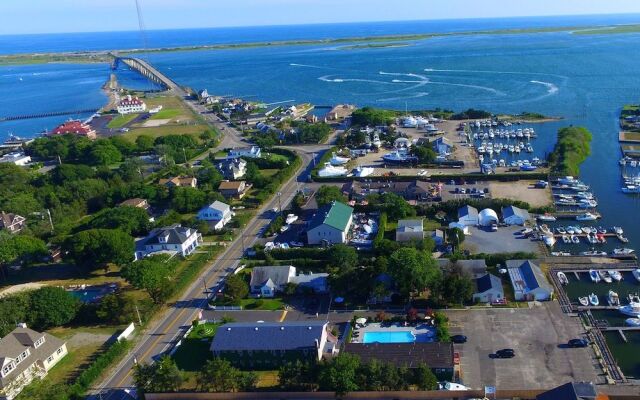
[457,205,479,226]
[117,95,146,114]
[227,146,261,159]
[217,158,247,180]
[0,152,31,166]
[307,201,354,246]
[134,224,202,260]
[0,325,68,400]
[506,260,553,301]
[502,205,530,226]
[395,219,424,242]
[197,201,233,230]
[473,273,504,303]
[478,208,499,227]
[249,265,329,297]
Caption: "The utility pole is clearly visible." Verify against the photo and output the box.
[134,302,143,326]
[277,192,282,214]
[45,209,54,232]
[202,277,208,293]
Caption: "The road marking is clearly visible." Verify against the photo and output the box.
[279,310,288,322]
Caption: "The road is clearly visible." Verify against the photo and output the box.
[90,94,330,400]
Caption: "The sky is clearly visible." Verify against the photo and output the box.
[2,0,640,35]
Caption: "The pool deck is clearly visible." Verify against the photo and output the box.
[351,322,435,344]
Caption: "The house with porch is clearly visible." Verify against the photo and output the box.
[134,224,201,260]
[216,158,247,180]
[0,213,25,235]
[197,201,233,230]
[218,181,251,200]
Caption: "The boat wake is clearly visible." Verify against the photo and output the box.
[424,67,568,80]
[289,63,326,69]
[376,92,429,102]
[530,80,559,94]
[318,75,392,84]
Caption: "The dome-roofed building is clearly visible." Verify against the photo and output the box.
[478,208,499,227]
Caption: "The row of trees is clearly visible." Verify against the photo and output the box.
[548,126,592,176]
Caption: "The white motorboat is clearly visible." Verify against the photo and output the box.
[382,150,418,165]
[543,235,556,247]
[353,166,374,177]
[329,153,350,166]
[557,271,569,285]
[562,235,571,244]
[576,213,598,221]
[633,269,640,282]
[571,235,580,244]
[613,226,624,235]
[578,296,589,306]
[538,214,556,222]
[589,293,599,306]
[609,270,623,282]
[581,250,607,257]
[285,214,298,224]
[600,270,613,283]
[318,163,348,177]
[589,269,601,283]
[619,302,640,317]
[556,227,567,234]
[608,290,620,306]
[539,224,552,235]
[625,317,640,327]
[612,248,635,256]
[439,382,470,391]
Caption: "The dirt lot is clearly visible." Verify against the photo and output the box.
[446,303,603,389]
[489,180,552,208]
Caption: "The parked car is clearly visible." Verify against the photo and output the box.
[450,335,467,344]
[567,338,589,348]
[495,349,515,358]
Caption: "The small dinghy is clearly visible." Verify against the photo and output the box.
[557,271,569,285]
[578,296,589,306]
[589,293,599,306]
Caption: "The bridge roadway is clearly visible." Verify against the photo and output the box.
[89,63,332,399]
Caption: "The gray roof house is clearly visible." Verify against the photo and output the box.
[396,219,424,242]
[502,205,530,225]
[250,266,328,297]
[197,200,233,230]
[506,260,553,301]
[210,321,335,368]
[0,326,68,400]
[216,158,247,180]
[306,201,354,246]
[457,205,479,226]
[134,224,202,261]
[473,273,504,303]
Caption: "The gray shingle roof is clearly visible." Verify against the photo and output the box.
[502,205,530,220]
[458,205,479,219]
[536,382,597,400]
[397,219,423,233]
[475,273,504,295]
[143,224,194,246]
[211,321,327,352]
[250,266,295,288]
[205,200,230,214]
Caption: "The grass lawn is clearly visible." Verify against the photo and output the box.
[107,113,139,129]
[261,169,279,178]
[423,218,443,231]
[256,370,279,388]
[239,298,286,310]
[1,262,126,289]
[122,124,209,142]
[173,323,219,371]
[150,108,181,120]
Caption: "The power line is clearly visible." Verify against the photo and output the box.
[134,0,148,53]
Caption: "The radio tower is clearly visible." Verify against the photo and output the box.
[134,0,148,53]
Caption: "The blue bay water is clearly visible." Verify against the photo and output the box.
[1,15,640,259]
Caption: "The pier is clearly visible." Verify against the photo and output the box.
[0,109,99,122]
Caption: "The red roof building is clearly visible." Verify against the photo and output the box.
[117,95,147,114]
[49,120,97,140]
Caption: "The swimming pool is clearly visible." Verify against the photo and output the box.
[363,331,416,344]
[67,284,117,303]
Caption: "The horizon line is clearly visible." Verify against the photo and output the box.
[1,12,639,37]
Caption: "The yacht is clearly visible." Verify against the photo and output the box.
[589,293,599,306]
[613,226,624,235]
[576,213,598,221]
[557,271,569,285]
[439,382,471,391]
[609,270,623,282]
[539,224,553,235]
[632,269,640,282]
[562,235,571,244]
[619,302,640,317]
[599,270,613,283]
[382,150,418,165]
[537,214,556,222]
[581,250,607,257]
[556,227,567,234]
[318,163,348,177]
[608,290,620,306]
[329,153,351,166]
[571,235,580,244]
[578,296,589,306]
[352,166,374,177]
[543,235,556,247]
[589,269,601,283]
[625,317,640,327]
[612,248,635,256]
[622,185,640,193]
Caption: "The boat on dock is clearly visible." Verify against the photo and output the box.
[600,270,613,283]
[578,296,589,306]
[557,271,569,285]
[589,269,601,283]
[581,250,607,257]
[608,290,621,306]
[625,317,640,327]
[571,235,580,244]
[589,293,599,306]
[538,214,556,222]
[619,302,640,317]
[609,270,623,282]
[612,248,635,256]
[633,269,640,282]
[576,212,598,221]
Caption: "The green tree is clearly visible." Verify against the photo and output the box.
[122,255,176,304]
[279,360,316,391]
[367,193,416,221]
[388,248,440,299]
[96,293,138,324]
[0,233,48,266]
[315,185,347,207]
[0,292,30,336]
[89,140,123,165]
[224,274,249,302]
[29,287,80,330]
[135,135,155,152]
[134,355,183,394]
[65,229,134,269]
[413,363,438,390]
[169,187,207,213]
[197,358,255,392]
[327,244,358,272]
[85,206,151,236]
[447,227,465,251]
[319,353,361,395]
[411,145,437,164]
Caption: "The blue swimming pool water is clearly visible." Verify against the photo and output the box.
[67,286,115,303]
[363,331,416,344]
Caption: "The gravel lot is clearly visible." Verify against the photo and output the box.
[446,303,604,389]
[463,225,541,254]
[489,180,552,208]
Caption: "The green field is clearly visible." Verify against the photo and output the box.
[107,113,139,129]
[150,108,181,120]
[122,124,209,142]
[239,298,285,310]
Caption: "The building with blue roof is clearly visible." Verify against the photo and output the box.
[506,259,553,301]
[502,205,530,226]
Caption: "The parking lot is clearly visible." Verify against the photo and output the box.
[446,303,604,389]
[463,225,541,254]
